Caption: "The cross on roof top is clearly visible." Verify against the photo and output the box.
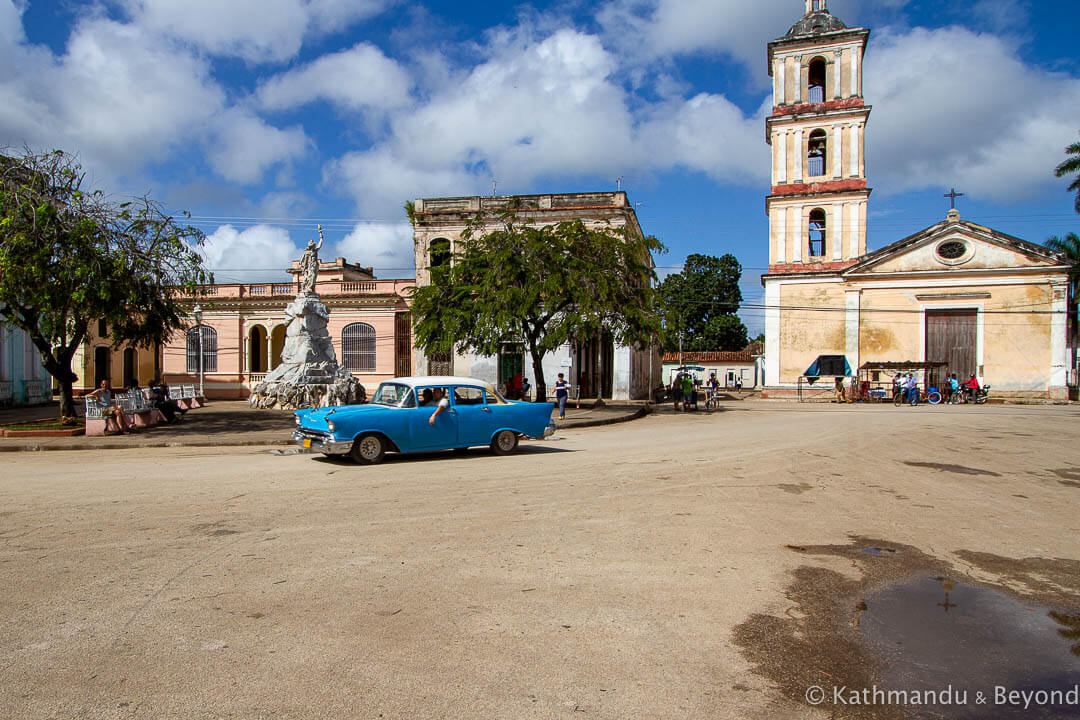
[944,188,964,211]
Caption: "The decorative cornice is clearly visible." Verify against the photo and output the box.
[772,97,864,117]
[770,179,867,196]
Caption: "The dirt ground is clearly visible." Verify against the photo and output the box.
[1,402,1078,719]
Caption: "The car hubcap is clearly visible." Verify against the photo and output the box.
[498,432,514,451]
[360,437,380,459]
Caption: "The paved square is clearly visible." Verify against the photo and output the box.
[1,403,1078,718]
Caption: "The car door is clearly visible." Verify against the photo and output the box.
[409,386,458,450]
[452,386,493,447]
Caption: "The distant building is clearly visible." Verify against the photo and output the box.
[761,1,1073,399]
[0,320,52,406]
[661,344,764,389]
[71,258,414,400]
[411,192,660,400]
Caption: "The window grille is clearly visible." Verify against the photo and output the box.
[342,323,376,372]
[186,326,218,373]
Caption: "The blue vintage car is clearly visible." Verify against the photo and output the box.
[293,376,556,464]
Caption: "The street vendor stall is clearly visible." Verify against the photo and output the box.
[855,361,948,403]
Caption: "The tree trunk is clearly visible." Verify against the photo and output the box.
[59,379,76,422]
[525,335,548,403]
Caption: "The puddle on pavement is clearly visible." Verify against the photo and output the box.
[861,546,898,556]
[859,576,1080,718]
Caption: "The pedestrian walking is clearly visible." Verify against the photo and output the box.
[553,373,569,419]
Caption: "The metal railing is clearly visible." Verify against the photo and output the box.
[249,373,267,384]
[0,380,12,405]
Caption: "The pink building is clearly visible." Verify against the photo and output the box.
[159,258,414,399]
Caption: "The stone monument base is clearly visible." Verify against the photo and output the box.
[249,361,366,410]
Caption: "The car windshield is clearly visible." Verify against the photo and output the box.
[371,382,416,408]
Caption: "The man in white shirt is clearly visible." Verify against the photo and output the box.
[428,387,450,425]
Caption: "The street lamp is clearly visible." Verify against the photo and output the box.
[193,304,204,397]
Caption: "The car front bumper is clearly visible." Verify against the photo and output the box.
[293,429,352,455]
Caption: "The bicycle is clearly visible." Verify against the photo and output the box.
[893,387,940,406]
[705,389,721,412]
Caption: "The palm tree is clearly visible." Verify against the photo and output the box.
[1046,232,1079,382]
[1056,135,1080,213]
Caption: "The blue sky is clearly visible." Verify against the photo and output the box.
[2,0,1078,335]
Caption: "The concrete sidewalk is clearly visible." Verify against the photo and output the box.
[0,400,645,452]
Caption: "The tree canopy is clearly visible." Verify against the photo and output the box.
[409,202,663,400]
[656,253,748,353]
[0,149,211,419]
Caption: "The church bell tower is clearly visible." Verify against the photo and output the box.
[766,0,871,271]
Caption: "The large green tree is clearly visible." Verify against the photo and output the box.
[409,202,663,402]
[657,253,748,353]
[0,149,211,420]
[1056,133,1080,213]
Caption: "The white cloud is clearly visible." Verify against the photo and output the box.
[207,108,310,184]
[201,224,302,282]
[0,16,224,178]
[326,28,641,217]
[326,26,770,217]
[326,147,479,221]
[637,93,767,183]
[865,26,1080,201]
[0,10,306,187]
[119,0,393,64]
[336,222,415,272]
[257,43,412,112]
[597,0,797,71]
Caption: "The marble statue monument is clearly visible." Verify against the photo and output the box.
[249,226,366,410]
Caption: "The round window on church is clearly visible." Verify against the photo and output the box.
[937,241,967,259]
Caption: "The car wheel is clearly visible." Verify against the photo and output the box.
[350,433,385,465]
[490,430,519,456]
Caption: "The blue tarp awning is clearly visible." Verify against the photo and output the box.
[803,355,852,384]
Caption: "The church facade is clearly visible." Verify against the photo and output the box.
[762,0,1073,400]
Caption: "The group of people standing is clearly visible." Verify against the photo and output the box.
[891,371,982,405]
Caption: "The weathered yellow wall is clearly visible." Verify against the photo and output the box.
[778,282,847,382]
[858,282,1054,392]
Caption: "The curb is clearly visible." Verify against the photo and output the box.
[0,438,295,452]
[555,406,648,429]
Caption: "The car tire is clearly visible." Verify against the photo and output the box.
[350,433,386,465]
[490,430,519,456]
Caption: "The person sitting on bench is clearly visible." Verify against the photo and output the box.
[87,379,131,434]
[150,377,185,423]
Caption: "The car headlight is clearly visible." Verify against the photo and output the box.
[327,420,335,433]
[294,414,301,426]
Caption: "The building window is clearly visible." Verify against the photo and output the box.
[937,241,967,260]
[429,238,451,269]
[97,319,107,337]
[342,322,376,372]
[186,326,217,373]
[808,208,826,257]
[808,58,826,103]
[807,129,827,177]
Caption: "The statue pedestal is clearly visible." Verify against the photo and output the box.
[249,293,366,410]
